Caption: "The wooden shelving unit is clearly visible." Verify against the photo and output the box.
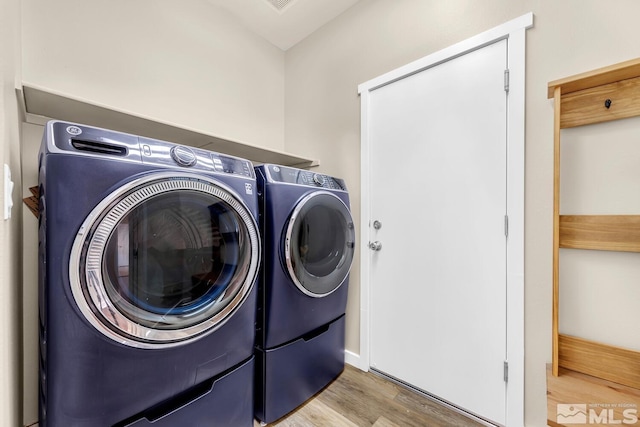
[16,83,318,168]
[548,58,640,388]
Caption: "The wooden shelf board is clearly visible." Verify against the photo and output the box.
[548,57,640,99]
[559,334,640,390]
[559,215,640,253]
[18,84,318,168]
[560,75,640,128]
[547,364,640,427]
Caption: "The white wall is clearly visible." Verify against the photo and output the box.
[283,1,640,426]
[0,0,23,425]
[559,119,640,351]
[22,0,286,152]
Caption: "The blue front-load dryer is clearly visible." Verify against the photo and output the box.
[38,121,261,427]
[254,164,355,423]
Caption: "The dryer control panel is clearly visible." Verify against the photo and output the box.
[265,164,346,191]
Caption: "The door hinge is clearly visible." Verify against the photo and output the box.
[504,361,509,382]
[504,215,509,238]
[504,69,510,92]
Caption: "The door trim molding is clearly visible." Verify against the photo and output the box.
[357,13,533,427]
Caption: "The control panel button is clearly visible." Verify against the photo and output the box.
[170,146,197,167]
[313,173,325,186]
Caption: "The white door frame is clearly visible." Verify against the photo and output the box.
[357,13,533,427]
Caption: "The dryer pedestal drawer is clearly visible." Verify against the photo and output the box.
[255,315,345,424]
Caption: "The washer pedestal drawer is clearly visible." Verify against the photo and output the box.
[122,356,254,427]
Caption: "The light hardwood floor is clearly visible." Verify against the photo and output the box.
[547,364,640,427]
[30,365,484,427]
[257,364,484,427]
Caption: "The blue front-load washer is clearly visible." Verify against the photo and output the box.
[254,164,355,423]
[38,121,261,427]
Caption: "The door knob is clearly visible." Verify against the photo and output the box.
[368,241,382,251]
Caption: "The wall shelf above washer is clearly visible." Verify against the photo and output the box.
[17,83,319,168]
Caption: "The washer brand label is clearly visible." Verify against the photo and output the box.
[66,126,82,136]
[245,183,254,195]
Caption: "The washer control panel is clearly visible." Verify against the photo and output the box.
[266,164,346,190]
[47,121,255,178]
[210,153,254,177]
[139,138,254,177]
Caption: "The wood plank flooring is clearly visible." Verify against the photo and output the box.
[257,364,484,427]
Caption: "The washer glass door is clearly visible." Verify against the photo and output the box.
[70,173,260,348]
[285,191,355,297]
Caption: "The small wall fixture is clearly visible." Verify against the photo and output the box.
[4,164,13,220]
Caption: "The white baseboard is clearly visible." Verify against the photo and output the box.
[345,350,367,371]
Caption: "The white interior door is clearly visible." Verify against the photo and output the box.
[368,39,508,425]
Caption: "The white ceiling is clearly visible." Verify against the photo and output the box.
[207,0,362,50]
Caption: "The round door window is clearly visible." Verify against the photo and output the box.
[285,191,355,297]
[69,172,260,348]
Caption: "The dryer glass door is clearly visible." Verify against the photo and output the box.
[285,191,355,297]
[70,173,260,348]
